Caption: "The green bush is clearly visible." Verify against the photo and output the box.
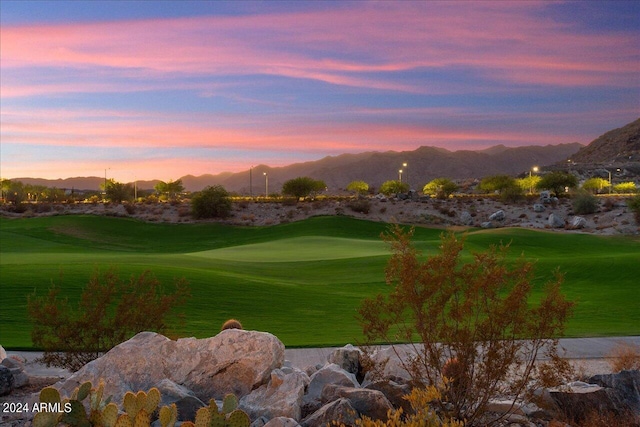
[572,191,599,215]
[347,198,371,214]
[191,185,232,219]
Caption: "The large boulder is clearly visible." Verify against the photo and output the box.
[459,211,473,225]
[0,345,6,361]
[571,216,587,229]
[302,363,359,418]
[549,381,620,423]
[533,204,545,213]
[321,384,394,421]
[58,330,284,403]
[489,210,505,221]
[154,378,206,421]
[548,213,565,228]
[0,365,14,396]
[328,344,363,378]
[263,417,300,427]
[301,398,358,427]
[240,368,308,421]
[588,370,640,415]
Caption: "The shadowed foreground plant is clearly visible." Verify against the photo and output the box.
[28,269,190,371]
[358,226,573,426]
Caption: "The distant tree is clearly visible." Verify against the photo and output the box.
[478,175,516,194]
[423,178,458,199]
[516,175,542,194]
[191,185,232,218]
[4,180,26,205]
[105,179,134,203]
[27,268,190,371]
[346,180,369,195]
[0,179,11,202]
[380,180,409,196]
[155,179,184,200]
[614,182,637,194]
[582,177,610,194]
[537,172,578,197]
[282,177,326,200]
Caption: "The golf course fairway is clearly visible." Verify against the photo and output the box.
[1,215,638,349]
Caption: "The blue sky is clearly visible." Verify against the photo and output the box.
[1,0,639,181]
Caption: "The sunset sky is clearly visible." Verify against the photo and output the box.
[1,1,639,182]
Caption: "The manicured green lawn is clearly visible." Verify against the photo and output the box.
[1,215,638,349]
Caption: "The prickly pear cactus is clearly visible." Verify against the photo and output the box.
[221,394,238,414]
[158,404,178,427]
[226,410,250,427]
[100,402,120,427]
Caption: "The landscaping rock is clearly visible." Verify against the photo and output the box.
[154,378,205,422]
[548,213,565,228]
[301,398,358,427]
[365,380,412,414]
[571,216,587,229]
[549,381,619,424]
[305,363,359,403]
[533,204,545,213]
[588,369,640,415]
[481,221,495,229]
[241,368,308,421]
[489,210,505,221]
[0,365,14,396]
[321,384,393,421]
[459,211,473,225]
[328,344,363,378]
[0,345,6,361]
[57,329,285,403]
[263,417,300,427]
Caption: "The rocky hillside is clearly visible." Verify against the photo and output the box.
[564,118,640,165]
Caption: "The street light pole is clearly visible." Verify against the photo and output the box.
[529,166,539,194]
[402,162,408,189]
[398,169,403,182]
[264,172,268,198]
[250,166,253,198]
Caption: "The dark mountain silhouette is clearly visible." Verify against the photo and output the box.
[12,143,583,193]
[563,118,640,165]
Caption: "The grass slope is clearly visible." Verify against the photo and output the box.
[1,215,638,349]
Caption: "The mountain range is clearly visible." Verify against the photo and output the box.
[11,118,640,193]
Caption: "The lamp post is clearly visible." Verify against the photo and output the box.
[263,172,268,198]
[398,169,403,182]
[250,166,253,198]
[529,166,539,194]
[608,168,621,194]
[402,162,408,188]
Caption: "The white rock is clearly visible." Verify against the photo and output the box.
[0,345,6,362]
[240,368,308,421]
[58,330,284,403]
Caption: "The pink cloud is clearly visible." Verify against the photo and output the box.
[1,2,638,99]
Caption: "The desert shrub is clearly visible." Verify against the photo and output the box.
[380,180,409,196]
[346,180,370,195]
[582,177,610,194]
[614,181,637,194]
[348,199,371,214]
[358,226,573,425]
[608,342,640,372]
[282,176,326,200]
[628,195,640,224]
[572,191,599,215]
[537,172,578,197]
[191,185,232,219]
[500,184,525,203]
[28,269,190,371]
[423,178,458,199]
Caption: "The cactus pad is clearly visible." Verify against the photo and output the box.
[227,409,250,427]
[221,394,238,414]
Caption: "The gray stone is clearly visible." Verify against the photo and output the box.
[533,204,545,213]
[489,210,505,221]
[481,221,495,229]
[0,365,14,396]
[154,379,205,422]
[362,346,411,383]
[459,211,473,225]
[0,345,6,362]
[305,363,359,403]
[57,330,285,403]
[548,213,565,228]
[321,384,393,421]
[301,398,358,427]
[589,369,640,415]
[571,216,587,229]
[365,380,412,414]
[328,344,363,377]
[240,368,308,421]
[263,417,300,427]
[549,381,618,424]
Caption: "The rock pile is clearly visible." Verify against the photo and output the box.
[0,346,29,397]
[10,332,640,426]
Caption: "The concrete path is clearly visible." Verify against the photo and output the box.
[7,336,639,378]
